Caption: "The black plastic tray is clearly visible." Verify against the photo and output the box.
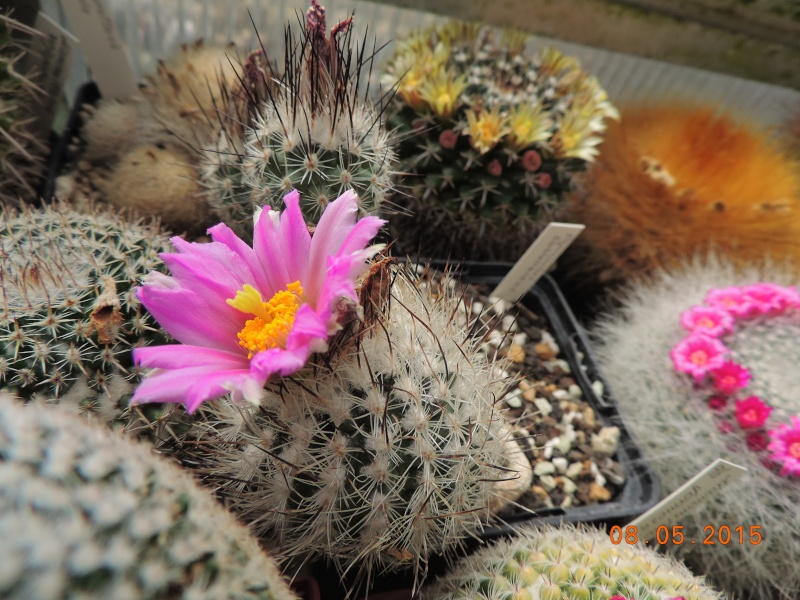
[419,260,660,535]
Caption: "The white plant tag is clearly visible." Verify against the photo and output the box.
[629,458,747,543]
[491,222,585,302]
[59,0,137,100]
[29,12,79,137]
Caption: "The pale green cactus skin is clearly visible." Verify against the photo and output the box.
[591,255,800,600]
[161,265,522,590]
[0,202,170,425]
[424,524,725,600]
[0,394,299,600]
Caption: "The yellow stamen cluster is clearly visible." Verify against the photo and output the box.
[227,282,304,358]
[419,68,467,119]
[465,106,510,155]
[507,103,553,150]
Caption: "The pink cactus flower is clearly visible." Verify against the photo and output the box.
[735,396,773,429]
[707,396,728,411]
[742,283,800,314]
[711,361,751,395]
[671,334,728,381]
[704,286,753,317]
[768,416,800,477]
[679,305,734,337]
[746,431,769,452]
[130,189,385,413]
[486,159,503,177]
[439,129,459,149]
[521,149,542,171]
[535,172,552,189]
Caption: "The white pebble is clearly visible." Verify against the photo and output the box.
[591,426,621,456]
[533,398,552,416]
[534,461,556,476]
[501,315,519,332]
[560,496,573,508]
[568,384,582,399]
[555,436,572,455]
[544,360,571,374]
[488,296,508,314]
[541,331,556,346]
[552,457,568,473]
[471,301,484,315]
[512,332,527,346]
[566,462,584,479]
[592,380,605,397]
[543,442,554,460]
[506,392,523,409]
[562,478,577,494]
[563,426,577,443]
[552,390,570,401]
[540,475,557,490]
[561,411,577,425]
[595,474,607,487]
[488,330,505,347]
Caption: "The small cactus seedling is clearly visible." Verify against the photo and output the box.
[160,263,525,592]
[0,202,170,426]
[424,524,725,600]
[383,22,618,260]
[592,256,800,600]
[0,394,299,600]
[202,0,397,240]
[0,12,48,205]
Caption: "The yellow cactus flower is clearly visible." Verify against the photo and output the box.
[551,110,602,162]
[539,47,582,85]
[466,106,510,154]
[507,102,553,150]
[419,68,468,118]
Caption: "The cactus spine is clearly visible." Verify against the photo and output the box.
[0,394,298,600]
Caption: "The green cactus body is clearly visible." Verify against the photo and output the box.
[202,1,396,240]
[383,22,618,260]
[0,203,169,424]
[425,524,725,600]
[0,13,48,204]
[0,394,298,600]
[163,264,521,588]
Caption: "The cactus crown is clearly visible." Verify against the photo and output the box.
[0,13,47,204]
[424,524,724,600]
[0,394,298,600]
[161,263,519,592]
[203,1,397,239]
[0,202,169,422]
[383,21,617,260]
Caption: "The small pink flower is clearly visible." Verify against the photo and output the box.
[535,172,552,189]
[671,334,728,381]
[707,396,728,411]
[704,286,753,317]
[608,597,628,600]
[718,421,733,434]
[735,396,773,429]
[521,149,542,171]
[768,416,800,477]
[746,431,769,452]
[486,159,503,177]
[742,283,800,314]
[679,305,734,337]
[711,361,751,395]
[439,129,459,149]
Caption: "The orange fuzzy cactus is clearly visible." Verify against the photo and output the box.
[564,104,800,292]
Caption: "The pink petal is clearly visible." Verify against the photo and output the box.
[208,222,275,296]
[131,365,248,407]
[184,369,267,413]
[336,215,386,257]
[253,206,292,291]
[250,345,310,379]
[134,344,247,370]
[285,304,330,352]
[279,190,312,287]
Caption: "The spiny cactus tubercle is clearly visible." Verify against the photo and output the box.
[424,524,724,600]
[0,394,298,600]
[202,1,397,238]
[0,202,169,419]
[163,263,521,590]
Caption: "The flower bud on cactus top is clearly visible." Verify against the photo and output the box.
[424,524,725,600]
[0,202,170,426]
[0,394,299,600]
[591,256,800,600]
[158,262,523,592]
[0,13,48,205]
[383,22,618,261]
[201,0,397,241]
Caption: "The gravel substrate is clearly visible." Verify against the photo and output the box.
[466,282,626,515]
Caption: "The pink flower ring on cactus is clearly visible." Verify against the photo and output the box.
[130,189,385,412]
[679,305,734,337]
[670,334,728,381]
[768,416,800,477]
[735,396,773,430]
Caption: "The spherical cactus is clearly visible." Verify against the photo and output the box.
[0,13,48,205]
[159,263,526,589]
[591,256,800,600]
[201,1,397,240]
[560,103,800,302]
[0,202,170,425]
[424,524,725,600]
[0,393,298,600]
[382,21,618,261]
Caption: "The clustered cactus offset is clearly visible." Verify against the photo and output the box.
[383,21,618,260]
[161,263,525,591]
[424,524,725,600]
[591,256,800,600]
[0,394,298,600]
[0,202,170,425]
[201,0,397,240]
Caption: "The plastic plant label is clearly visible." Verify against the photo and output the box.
[29,12,79,138]
[629,458,747,543]
[59,0,137,100]
[492,222,585,303]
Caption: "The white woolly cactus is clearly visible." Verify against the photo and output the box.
[202,0,397,239]
[163,263,524,589]
[0,202,169,424]
[424,524,725,600]
[591,256,800,600]
[0,393,298,600]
